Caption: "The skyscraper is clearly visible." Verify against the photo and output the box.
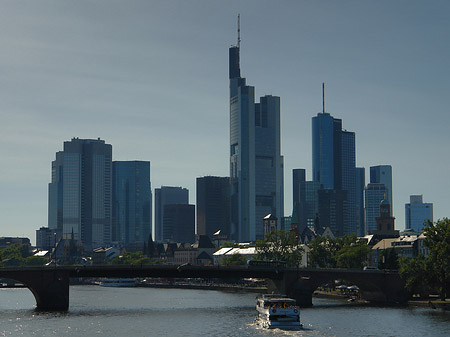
[162,204,195,243]
[364,183,388,234]
[405,195,433,232]
[292,169,306,225]
[229,21,283,242]
[112,161,152,245]
[196,176,230,239]
[370,165,393,215]
[48,138,112,249]
[154,186,189,242]
[311,85,357,235]
[355,167,366,236]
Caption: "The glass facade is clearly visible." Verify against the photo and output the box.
[312,113,335,189]
[364,183,387,234]
[405,195,433,232]
[112,161,152,245]
[48,138,112,249]
[370,165,393,215]
[229,45,283,242]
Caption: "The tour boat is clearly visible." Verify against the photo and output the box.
[99,278,137,287]
[256,294,302,329]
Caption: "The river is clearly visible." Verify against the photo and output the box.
[0,286,449,336]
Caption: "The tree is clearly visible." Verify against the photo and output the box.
[307,237,336,268]
[308,234,370,269]
[423,218,450,300]
[378,248,399,270]
[255,230,304,267]
[335,237,370,269]
[222,253,247,266]
[399,255,429,296]
[111,251,152,265]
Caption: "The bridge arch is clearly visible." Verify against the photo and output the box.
[0,269,70,311]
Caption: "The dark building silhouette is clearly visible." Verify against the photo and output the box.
[318,189,347,237]
[112,161,152,245]
[36,227,56,250]
[162,204,195,243]
[355,167,366,236]
[196,176,230,239]
[292,169,306,225]
[154,186,189,242]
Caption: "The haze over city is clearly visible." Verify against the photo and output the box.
[0,0,449,243]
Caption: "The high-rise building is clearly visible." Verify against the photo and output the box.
[196,176,230,239]
[355,167,366,236]
[370,165,393,215]
[112,161,152,245]
[162,204,195,243]
[311,87,357,236]
[341,130,357,234]
[48,138,112,249]
[299,179,320,230]
[405,195,433,232]
[318,189,347,237]
[292,169,306,224]
[364,183,388,234]
[229,24,283,242]
[154,186,189,242]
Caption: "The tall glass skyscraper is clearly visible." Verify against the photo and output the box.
[48,138,112,249]
[364,183,388,233]
[112,161,151,245]
[229,35,283,242]
[370,165,393,216]
[312,107,357,235]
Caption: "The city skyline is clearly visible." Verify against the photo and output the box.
[1,1,449,243]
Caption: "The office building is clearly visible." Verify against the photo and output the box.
[364,183,388,234]
[299,179,320,230]
[162,204,195,243]
[112,161,152,245]
[154,186,189,242]
[196,176,230,239]
[292,169,306,225]
[318,189,347,237]
[370,165,393,215]
[405,195,433,232]
[48,138,112,249]
[311,86,357,236]
[229,24,283,242]
[36,227,55,250]
[355,167,365,236]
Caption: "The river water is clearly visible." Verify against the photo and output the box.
[0,286,449,336]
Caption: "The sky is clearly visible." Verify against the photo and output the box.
[0,0,449,243]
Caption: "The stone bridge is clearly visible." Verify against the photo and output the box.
[0,265,408,311]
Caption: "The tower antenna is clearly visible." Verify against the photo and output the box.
[237,14,241,48]
[322,82,325,113]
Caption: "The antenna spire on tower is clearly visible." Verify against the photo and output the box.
[322,82,325,113]
[237,14,241,48]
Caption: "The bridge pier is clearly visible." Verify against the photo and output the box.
[267,273,315,307]
[24,270,70,311]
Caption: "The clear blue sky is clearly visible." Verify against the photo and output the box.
[1,0,449,243]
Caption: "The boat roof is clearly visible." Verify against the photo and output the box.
[259,294,296,303]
